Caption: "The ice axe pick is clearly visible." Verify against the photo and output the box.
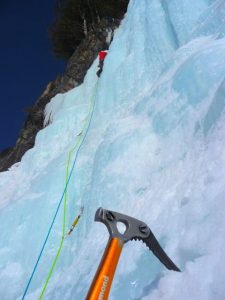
[85,207,180,300]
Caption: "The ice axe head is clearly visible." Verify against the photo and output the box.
[95,207,180,271]
[85,208,180,300]
[95,207,151,243]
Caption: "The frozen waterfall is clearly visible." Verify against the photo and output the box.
[1,0,225,299]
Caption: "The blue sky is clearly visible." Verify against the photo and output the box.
[0,0,65,151]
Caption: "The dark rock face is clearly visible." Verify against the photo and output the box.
[0,18,120,172]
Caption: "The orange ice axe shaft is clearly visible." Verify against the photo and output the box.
[86,208,180,300]
[86,237,123,300]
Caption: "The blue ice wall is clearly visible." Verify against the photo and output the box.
[1,0,225,299]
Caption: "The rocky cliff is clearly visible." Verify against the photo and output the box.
[0,18,120,172]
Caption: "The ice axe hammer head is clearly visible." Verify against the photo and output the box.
[95,207,151,243]
[95,207,180,271]
[85,208,180,300]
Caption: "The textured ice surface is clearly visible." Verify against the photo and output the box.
[1,0,225,299]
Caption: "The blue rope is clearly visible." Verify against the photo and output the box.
[21,81,98,299]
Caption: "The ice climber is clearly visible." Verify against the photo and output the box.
[96,50,108,77]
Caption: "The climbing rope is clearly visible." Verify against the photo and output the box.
[21,80,99,300]
[38,140,85,299]
[38,207,84,299]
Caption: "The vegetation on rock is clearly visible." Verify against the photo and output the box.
[49,0,129,59]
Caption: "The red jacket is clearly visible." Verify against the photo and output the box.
[99,50,108,61]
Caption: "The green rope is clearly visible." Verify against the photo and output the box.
[38,150,72,300]
[38,82,98,299]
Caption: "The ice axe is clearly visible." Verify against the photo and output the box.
[86,207,180,300]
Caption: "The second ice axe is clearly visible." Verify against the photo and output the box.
[85,207,180,300]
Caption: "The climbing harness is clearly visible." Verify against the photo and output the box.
[21,80,99,300]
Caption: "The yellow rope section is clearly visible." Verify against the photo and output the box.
[38,81,98,299]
